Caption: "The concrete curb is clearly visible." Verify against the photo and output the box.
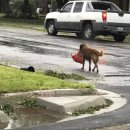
[58,89,127,122]
[0,89,127,130]
[36,89,127,115]
[37,95,106,114]
[2,88,96,97]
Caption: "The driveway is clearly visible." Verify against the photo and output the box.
[0,28,130,130]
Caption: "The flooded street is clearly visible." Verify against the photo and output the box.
[0,28,130,86]
[0,28,130,130]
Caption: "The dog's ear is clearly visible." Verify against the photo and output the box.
[80,44,83,50]
[80,43,87,50]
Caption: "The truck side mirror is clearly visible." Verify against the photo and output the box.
[59,9,63,13]
[118,11,124,16]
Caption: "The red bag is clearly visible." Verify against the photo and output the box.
[71,51,83,64]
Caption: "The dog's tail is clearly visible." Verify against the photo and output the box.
[97,50,104,56]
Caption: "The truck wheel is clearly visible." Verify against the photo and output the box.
[82,24,95,40]
[76,33,82,38]
[47,21,57,36]
[113,34,126,42]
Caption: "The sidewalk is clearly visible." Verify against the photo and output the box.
[0,88,127,130]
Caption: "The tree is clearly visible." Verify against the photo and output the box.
[56,0,68,9]
[0,0,9,13]
[21,0,32,18]
[5,0,37,19]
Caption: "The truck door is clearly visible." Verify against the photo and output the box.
[70,2,84,31]
[57,3,73,30]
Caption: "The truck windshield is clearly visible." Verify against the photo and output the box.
[91,2,122,12]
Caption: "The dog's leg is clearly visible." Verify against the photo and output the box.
[92,64,98,73]
[92,63,96,72]
[92,66,95,72]
[96,64,99,73]
[96,58,99,73]
[81,58,85,70]
[92,57,99,73]
[89,59,91,72]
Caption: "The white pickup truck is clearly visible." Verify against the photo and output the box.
[44,0,130,42]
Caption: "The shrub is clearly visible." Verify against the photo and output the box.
[6,0,37,19]
[0,104,14,115]
[44,70,86,80]
[17,96,38,108]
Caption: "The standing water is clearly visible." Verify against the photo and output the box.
[0,96,67,129]
[5,107,66,129]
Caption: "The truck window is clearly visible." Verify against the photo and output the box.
[91,2,121,11]
[61,3,73,13]
[73,2,83,12]
[86,3,92,11]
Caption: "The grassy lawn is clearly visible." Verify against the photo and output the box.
[0,13,45,31]
[0,65,93,93]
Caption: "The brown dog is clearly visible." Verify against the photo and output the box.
[80,43,103,73]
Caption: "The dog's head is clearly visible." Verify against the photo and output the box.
[80,43,88,51]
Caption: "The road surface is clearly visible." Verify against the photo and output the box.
[0,28,130,130]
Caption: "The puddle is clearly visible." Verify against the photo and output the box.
[0,122,8,130]
[0,96,67,129]
[4,107,66,129]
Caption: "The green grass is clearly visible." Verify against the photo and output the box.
[0,65,94,93]
[0,13,45,31]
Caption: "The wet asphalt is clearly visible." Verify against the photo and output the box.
[0,28,130,130]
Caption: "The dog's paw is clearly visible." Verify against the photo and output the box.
[89,69,91,72]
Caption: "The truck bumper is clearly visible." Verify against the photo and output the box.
[93,22,130,35]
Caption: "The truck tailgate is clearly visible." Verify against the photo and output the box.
[107,12,130,24]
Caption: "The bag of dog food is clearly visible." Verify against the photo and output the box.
[71,50,83,64]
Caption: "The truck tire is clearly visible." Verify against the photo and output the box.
[76,32,82,38]
[47,21,57,36]
[113,34,126,42]
[82,24,95,40]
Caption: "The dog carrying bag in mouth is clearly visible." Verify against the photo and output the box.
[71,50,83,64]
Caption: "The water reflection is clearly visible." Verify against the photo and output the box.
[6,107,66,129]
